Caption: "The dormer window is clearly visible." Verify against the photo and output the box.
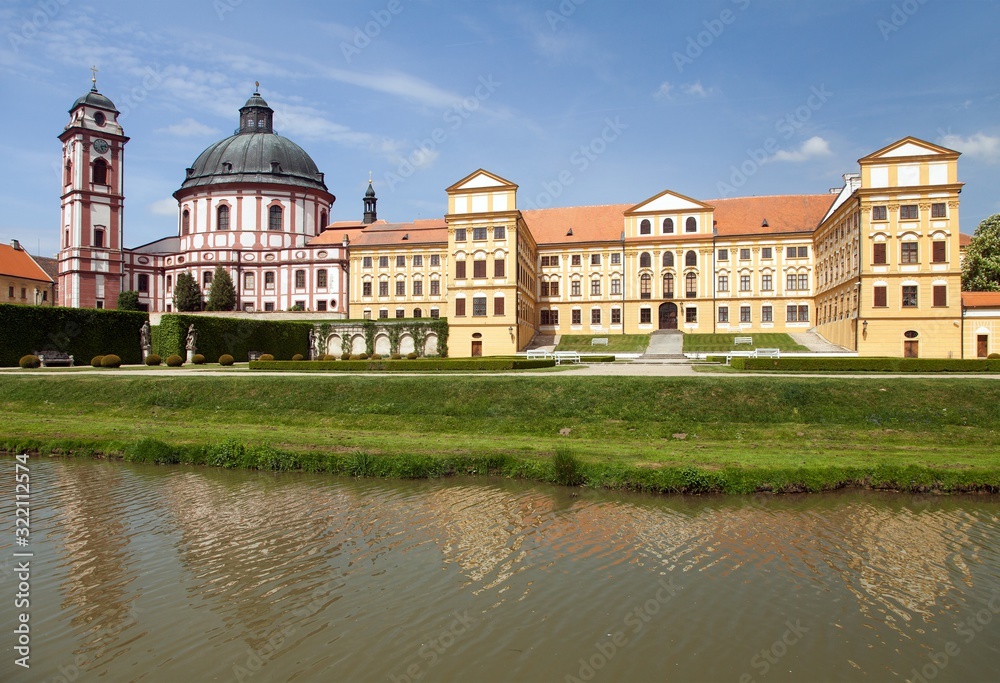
[93,111,106,127]
[270,161,282,173]
[222,162,233,173]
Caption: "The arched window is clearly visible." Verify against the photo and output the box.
[662,252,674,267]
[216,205,230,231]
[685,272,697,297]
[64,229,69,247]
[640,219,651,235]
[320,210,328,228]
[92,158,107,185]
[64,161,72,186]
[662,218,674,234]
[268,205,283,231]
[640,252,651,268]
[640,273,651,299]
[663,273,674,298]
[685,250,697,267]
[413,308,422,318]
[685,217,697,233]
[182,209,190,236]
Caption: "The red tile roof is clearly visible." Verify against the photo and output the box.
[962,292,1000,308]
[0,243,54,282]
[960,233,972,247]
[708,194,836,237]
[521,204,632,245]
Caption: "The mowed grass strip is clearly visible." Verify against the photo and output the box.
[682,333,809,353]
[554,334,650,353]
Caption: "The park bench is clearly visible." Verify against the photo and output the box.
[247,350,263,361]
[724,350,757,365]
[35,350,74,367]
[591,338,609,346]
[755,348,781,359]
[734,336,753,345]
[554,351,582,365]
[526,349,553,360]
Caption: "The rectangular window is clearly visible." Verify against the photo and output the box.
[611,309,621,324]
[378,281,389,297]
[902,285,918,307]
[395,255,405,268]
[550,281,559,296]
[571,255,582,266]
[167,275,173,290]
[363,282,372,297]
[873,243,887,264]
[204,271,214,287]
[786,305,798,322]
[932,241,946,263]
[264,302,274,312]
[455,228,466,242]
[718,306,729,323]
[591,254,601,266]
[379,309,388,319]
[761,305,772,322]
[430,280,440,296]
[874,286,887,307]
[378,256,388,268]
[797,274,809,291]
[797,305,809,322]
[761,247,772,259]
[473,260,487,278]
[413,255,423,267]
[740,249,751,260]
[685,308,697,323]
[641,277,651,299]
[640,308,651,324]
[611,253,621,265]
[718,249,729,261]
[317,270,328,288]
[494,297,505,316]
[786,274,797,291]
[718,275,729,292]
[472,227,487,241]
[611,279,621,295]
[931,203,947,218]
[395,280,405,296]
[591,309,601,325]
[430,308,440,319]
[494,226,505,240]
[455,298,466,316]
[571,281,581,296]
[740,305,751,323]
[413,280,423,296]
[265,272,275,289]
[549,309,559,324]
[472,296,487,316]
[430,254,441,267]
[362,256,372,268]
[541,255,560,267]
[933,285,947,307]
[540,310,550,325]
[572,309,581,325]
[455,261,466,279]
[494,259,505,278]
[392,308,402,319]
[243,273,253,290]
[137,274,149,293]
[541,282,550,297]
[872,206,887,221]
[901,242,918,264]
[797,246,809,258]
[761,274,772,291]
[900,204,919,220]
[591,279,601,296]
[740,275,750,292]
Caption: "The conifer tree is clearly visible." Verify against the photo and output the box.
[173,272,203,312]
[206,265,236,311]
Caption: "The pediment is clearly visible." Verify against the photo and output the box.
[626,188,712,215]
[446,169,517,192]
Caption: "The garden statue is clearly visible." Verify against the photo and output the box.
[185,324,197,363]
[140,321,151,359]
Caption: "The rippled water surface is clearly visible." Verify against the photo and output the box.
[3,458,1000,682]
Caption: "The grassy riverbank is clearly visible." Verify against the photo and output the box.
[2,375,999,494]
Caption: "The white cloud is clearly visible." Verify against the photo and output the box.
[939,132,1000,163]
[149,198,177,216]
[157,118,219,137]
[652,82,673,100]
[683,81,710,98]
[770,136,833,162]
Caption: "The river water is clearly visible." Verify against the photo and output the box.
[3,458,1000,683]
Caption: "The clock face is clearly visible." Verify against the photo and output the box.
[93,139,109,154]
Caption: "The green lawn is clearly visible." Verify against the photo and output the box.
[554,334,649,353]
[2,374,1000,494]
[682,333,809,353]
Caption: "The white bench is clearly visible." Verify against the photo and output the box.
[554,351,582,365]
[724,350,757,365]
[36,351,75,367]
[591,338,608,346]
[526,349,553,360]
[734,336,753,345]
[755,348,781,359]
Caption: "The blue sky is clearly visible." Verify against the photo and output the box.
[2,0,998,257]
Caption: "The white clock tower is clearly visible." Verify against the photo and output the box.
[58,68,129,308]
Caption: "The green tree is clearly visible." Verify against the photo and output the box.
[206,265,236,311]
[962,213,1000,292]
[117,290,142,311]
[173,272,203,312]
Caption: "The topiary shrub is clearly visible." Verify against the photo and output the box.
[192,354,206,364]
[145,354,162,366]
[258,353,275,362]
[101,354,122,368]
[358,353,369,360]
[342,353,351,361]
[19,354,40,369]
[989,353,1000,360]
[166,354,184,367]
[91,355,105,368]
[322,354,337,361]
[390,353,402,360]
[406,352,418,360]
[292,353,305,361]
[218,354,234,366]
[370,353,382,360]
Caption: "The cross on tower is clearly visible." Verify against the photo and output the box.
[90,65,98,90]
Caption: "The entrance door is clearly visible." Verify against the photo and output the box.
[471,341,483,357]
[978,335,989,358]
[904,340,919,358]
[659,302,678,330]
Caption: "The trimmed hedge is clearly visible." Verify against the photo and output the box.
[249,358,556,372]
[731,357,1000,372]
[0,304,147,367]
[218,354,234,366]
[145,354,162,366]
[19,355,40,369]
[101,354,122,368]
[154,314,311,363]
[165,354,184,367]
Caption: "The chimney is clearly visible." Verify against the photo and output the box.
[10,239,20,250]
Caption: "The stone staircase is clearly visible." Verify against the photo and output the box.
[790,329,854,353]
[641,329,686,359]
[524,333,557,351]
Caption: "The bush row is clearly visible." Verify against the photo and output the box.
[730,356,1000,372]
[248,358,556,372]
[155,314,311,363]
[0,304,148,367]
